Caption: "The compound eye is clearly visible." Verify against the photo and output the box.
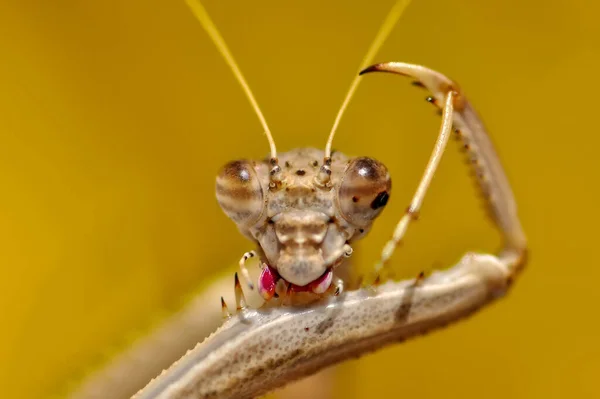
[216,160,264,226]
[338,157,391,227]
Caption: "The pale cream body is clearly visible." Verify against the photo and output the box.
[217,148,391,288]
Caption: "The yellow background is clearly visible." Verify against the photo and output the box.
[1,0,598,397]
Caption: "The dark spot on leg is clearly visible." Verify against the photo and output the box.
[406,207,420,220]
[316,317,335,334]
[395,284,416,323]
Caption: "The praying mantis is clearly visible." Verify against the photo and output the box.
[74,0,528,397]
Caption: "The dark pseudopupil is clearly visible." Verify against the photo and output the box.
[370,191,389,210]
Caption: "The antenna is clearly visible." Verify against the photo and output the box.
[184,0,278,162]
[323,0,413,161]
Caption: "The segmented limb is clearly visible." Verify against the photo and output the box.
[131,64,528,399]
[233,273,247,311]
[133,252,518,399]
[360,62,528,275]
[238,250,256,289]
[333,277,344,296]
[342,244,353,258]
[374,89,455,275]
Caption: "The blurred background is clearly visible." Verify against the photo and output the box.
[1,0,598,398]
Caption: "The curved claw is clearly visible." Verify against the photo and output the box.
[359,62,527,271]
[360,62,465,110]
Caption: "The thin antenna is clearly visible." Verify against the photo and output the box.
[324,0,413,159]
[184,0,278,160]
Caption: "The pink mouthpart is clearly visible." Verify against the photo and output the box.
[259,266,335,300]
[290,269,333,294]
[258,265,279,300]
